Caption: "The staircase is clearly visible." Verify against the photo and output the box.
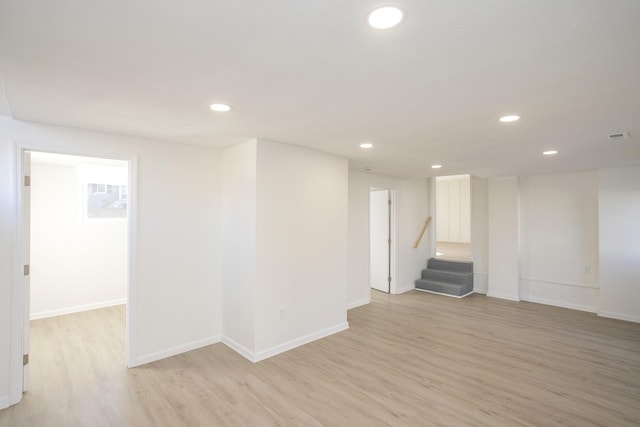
[415,258,474,298]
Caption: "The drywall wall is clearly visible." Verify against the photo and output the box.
[0,126,13,409]
[347,170,429,307]
[470,176,489,294]
[598,166,640,323]
[0,117,222,407]
[221,141,257,356]
[254,140,349,358]
[519,172,599,312]
[487,177,520,301]
[30,161,127,319]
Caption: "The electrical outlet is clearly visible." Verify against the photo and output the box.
[583,265,591,274]
[280,307,286,320]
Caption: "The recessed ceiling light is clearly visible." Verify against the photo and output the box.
[210,103,232,112]
[543,150,558,156]
[360,143,374,149]
[368,6,405,29]
[431,164,442,169]
[499,115,520,123]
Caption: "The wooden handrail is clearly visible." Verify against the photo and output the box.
[413,216,432,249]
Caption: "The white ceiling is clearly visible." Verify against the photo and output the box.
[1,0,639,178]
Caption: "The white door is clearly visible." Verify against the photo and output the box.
[22,151,31,391]
[370,189,390,293]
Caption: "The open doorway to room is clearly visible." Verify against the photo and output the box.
[369,188,396,294]
[15,150,132,399]
[435,175,471,261]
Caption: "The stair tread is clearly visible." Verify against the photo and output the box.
[422,269,472,276]
[427,258,474,273]
[415,279,469,287]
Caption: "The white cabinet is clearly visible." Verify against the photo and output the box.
[436,175,470,243]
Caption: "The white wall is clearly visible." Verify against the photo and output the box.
[598,166,640,322]
[470,176,489,294]
[519,172,599,312]
[254,140,349,359]
[221,141,257,356]
[348,170,429,307]
[487,177,520,301]
[0,122,14,409]
[30,161,128,319]
[0,117,223,407]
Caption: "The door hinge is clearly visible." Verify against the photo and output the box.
[24,175,31,187]
[24,264,30,276]
[388,277,392,284]
[388,199,391,205]
[23,354,29,366]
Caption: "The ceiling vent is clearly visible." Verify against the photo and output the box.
[607,131,630,141]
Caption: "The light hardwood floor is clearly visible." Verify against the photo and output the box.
[1,292,639,426]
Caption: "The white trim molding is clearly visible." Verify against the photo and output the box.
[486,291,520,302]
[253,322,349,363]
[415,288,474,299]
[0,395,10,411]
[599,311,640,324]
[393,286,415,295]
[31,299,126,320]
[473,272,488,294]
[222,336,255,362]
[521,296,597,313]
[133,336,221,367]
[224,323,351,363]
[347,298,370,310]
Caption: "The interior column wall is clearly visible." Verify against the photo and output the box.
[487,177,520,301]
[254,140,349,360]
[221,140,257,357]
[470,176,489,294]
[598,166,640,322]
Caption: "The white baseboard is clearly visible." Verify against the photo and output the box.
[253,322,349,363]
[415,288,473,299]
[521,296,596,313]
[473,273,488,294]
[31,298,127,320]
[133,336,221,367]
[486,291,520,302]
[222,336,255,362]
[347,298,370,310]
[0,395,10,410]
[599,311,640,324]
[393,286,415,295]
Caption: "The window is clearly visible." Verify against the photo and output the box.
[86,183,127,219]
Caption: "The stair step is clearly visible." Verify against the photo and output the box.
[414,279,473,297]
[421,269,473,285]
[427,258,473,274]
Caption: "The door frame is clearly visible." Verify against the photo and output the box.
[368,187,397,294]
[9,143,138,406]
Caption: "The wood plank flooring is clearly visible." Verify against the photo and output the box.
[1,291,639,426]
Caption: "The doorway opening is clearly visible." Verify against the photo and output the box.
[435,175,471,261]
[369,188,396,294]
[11,147,136,405]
